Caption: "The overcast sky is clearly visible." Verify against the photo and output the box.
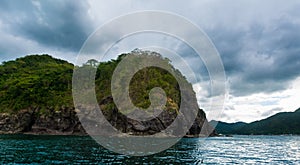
[1,0,300,123]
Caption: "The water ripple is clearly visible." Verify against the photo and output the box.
[0,135,299,164]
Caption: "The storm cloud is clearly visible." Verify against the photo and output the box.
[0,0,300,122]
[202,2,300,96]
[0,0,93,53]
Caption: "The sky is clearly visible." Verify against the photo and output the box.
[0,0,300,123]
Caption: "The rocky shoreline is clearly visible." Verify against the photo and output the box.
[0,105,216,137]
[0,107,86,135]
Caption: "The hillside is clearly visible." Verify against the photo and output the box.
[0,51,214,136]
[211,108,300,135]
[210,120,247,135]
[0,55,74,112]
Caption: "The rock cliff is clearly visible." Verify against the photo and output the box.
[0,105,215,137]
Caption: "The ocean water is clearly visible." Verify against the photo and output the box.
[0,135,299,164]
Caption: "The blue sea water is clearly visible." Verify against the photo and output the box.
[0,135,299,164]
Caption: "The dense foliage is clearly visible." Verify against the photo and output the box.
[128,66,180,110]
[0,51,186,115]
[0,55,73,112]
[94,52,182,113]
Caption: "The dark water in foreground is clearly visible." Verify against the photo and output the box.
[0,135,299,164]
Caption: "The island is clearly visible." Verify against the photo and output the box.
[0,50,216,137]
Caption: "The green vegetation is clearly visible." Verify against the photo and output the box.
[0,50,187,115]
[94,51,183,114]
[94,53,182,113]
[128,66,180,110]
[0,55,73,112]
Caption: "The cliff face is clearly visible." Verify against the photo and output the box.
[0,52,215,136]
[86,96,215,137]
[0,107,85,135]
[0,105,214,136]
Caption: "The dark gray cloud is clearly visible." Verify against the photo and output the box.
[205,8,300,96]
[0,0,93,53]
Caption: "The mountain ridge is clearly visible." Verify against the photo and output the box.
[211,108,300,135]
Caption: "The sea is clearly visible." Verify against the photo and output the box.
[0,134,299,164]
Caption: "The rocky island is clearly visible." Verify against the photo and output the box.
[0,51,215,137]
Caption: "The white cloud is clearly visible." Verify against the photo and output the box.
[200,77,300,123]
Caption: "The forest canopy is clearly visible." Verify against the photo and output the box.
[0,50,190,115]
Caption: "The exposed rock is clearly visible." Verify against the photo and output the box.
[0,107,86,135]
[0,104,215,136]
[75,96,216,137]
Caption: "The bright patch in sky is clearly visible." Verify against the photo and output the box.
[199,77,300,123]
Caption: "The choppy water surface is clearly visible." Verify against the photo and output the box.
[0,135,299,164]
